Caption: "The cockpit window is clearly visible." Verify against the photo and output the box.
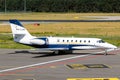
[97,40,105,43]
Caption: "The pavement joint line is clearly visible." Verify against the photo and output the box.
[0,73,34,76]
[0,50,117,73]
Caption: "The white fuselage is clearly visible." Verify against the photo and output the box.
[29,36,117,50]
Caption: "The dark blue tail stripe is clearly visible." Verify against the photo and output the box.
[9,20,23,27]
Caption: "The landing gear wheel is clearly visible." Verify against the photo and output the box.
[104,49,107,56]
[53,50,73,55]
[53,51,59,55]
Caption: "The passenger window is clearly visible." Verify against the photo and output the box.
[67,40,69,42]
[71,40,73,42]
[88,40,90,43]
[84,40,86,43]
[80,40,81,43]
[75,40,77,42]
[57,39,60,42]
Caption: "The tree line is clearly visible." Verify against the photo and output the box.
[0,0,120,13]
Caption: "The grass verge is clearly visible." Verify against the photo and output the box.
[0,34,32,49]
[0,13,120,20]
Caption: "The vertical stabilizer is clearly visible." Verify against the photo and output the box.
[9,20,33,44]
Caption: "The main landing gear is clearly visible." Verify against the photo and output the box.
[53,50,73,55]
[104,49,108,56]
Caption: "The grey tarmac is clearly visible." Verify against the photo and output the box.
[0,49,119,80]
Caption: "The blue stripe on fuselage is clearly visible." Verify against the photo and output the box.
[27,37,95,50]
[28,37,95,50]
[29,44,94,50]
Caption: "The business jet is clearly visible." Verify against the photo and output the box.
[9,20,117,55]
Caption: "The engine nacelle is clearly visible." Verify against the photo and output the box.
[30,39,45,45]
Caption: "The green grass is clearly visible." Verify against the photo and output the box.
[0,34,32,49]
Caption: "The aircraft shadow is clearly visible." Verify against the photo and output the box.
[32,53,115,58]
[32,53,72,58]
[8,50,30,54]
[8,50,115,58]
[8,50,51,54]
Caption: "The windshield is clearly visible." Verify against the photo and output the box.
[97,40,105,43]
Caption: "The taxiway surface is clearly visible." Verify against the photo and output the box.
[0,49,119,80]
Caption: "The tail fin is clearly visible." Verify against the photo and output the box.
[9,19,33,44]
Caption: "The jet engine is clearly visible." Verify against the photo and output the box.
[30,39,45,45]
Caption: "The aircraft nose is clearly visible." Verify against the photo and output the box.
[112,45,117,49]
[107,43,117,49]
